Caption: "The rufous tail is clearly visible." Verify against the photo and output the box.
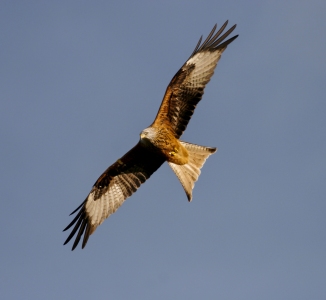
[168,141,217,201]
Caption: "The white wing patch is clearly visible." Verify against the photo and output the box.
[186,49,224,89]
[85,176,130,227]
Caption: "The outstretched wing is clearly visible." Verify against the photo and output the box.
[152,21,238,138]
[63,142,165,250]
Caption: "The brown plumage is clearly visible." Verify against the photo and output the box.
[63,21,238,250]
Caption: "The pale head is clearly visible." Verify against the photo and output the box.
[140,127,156,144]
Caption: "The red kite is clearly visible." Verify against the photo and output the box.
[64,21,238,250]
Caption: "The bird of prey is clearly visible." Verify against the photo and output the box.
[64,21,238,250]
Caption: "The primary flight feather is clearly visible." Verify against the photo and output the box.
[64,21,238,250]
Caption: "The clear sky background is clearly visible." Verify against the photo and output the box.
[1,1,325,299]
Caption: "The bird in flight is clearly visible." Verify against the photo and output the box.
[64,21,238,250]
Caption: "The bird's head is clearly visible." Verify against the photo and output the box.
[140,127,156,144]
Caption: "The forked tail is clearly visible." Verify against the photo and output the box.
[168,141,217,201]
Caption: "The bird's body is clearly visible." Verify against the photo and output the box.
[64,21,238,250]
[141,125,189,165]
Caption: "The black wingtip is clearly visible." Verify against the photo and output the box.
[63,200,91,250]
[63,208,83,232]
[82,224,91,249]
[216,34,239,50]
[69,199,86,216]
[71,219,87,250]
[190,21,238,57]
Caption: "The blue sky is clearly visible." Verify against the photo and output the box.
[1,1,325,299]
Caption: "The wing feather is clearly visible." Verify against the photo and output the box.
[152,21,238,138]
[63,142,165,250]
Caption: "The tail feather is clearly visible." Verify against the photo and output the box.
[168,141,217,201]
